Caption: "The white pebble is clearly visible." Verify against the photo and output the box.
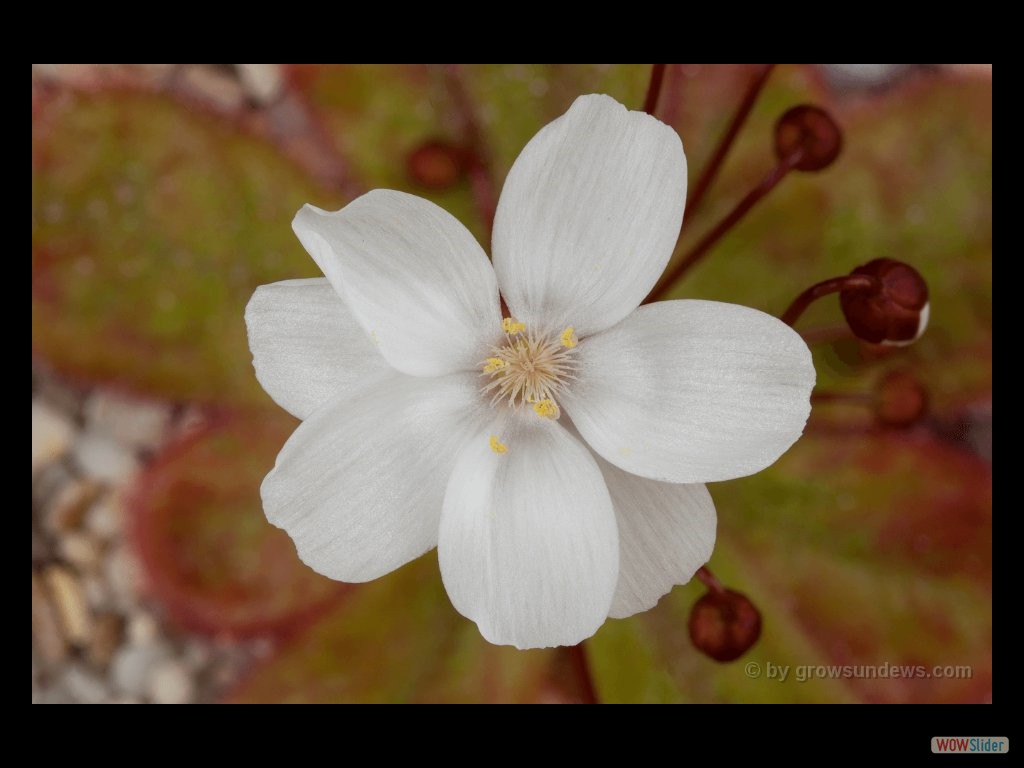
[62,664,109,703]
[148,660,195,704]
[32,400,75,474]
[72,432,139,484]
[111,644,169,698]
[84,391,171,451]
[84,493,122,540]
[127,612,161,646]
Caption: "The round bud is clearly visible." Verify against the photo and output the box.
[839,258,930,345]
[406,140,466,189]
[774,105,843,172]
[689,588,763,663]
[876,370,929,428]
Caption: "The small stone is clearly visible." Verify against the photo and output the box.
[84,492,123,540]
[72,431,139,484]
[127,612,161,646]
[182,640,212,670]
[58,532,102,571]
[148,660,196,704]
[32,461,74,516]
[32,400,75,474]
[33,684,75,705]
[111,643,170,698]
[105,546,144,609]
[61,663,108,703]
[83,573,114,610]
[33,373,86,421]
[32,571,68,664]
[44,565,92,646]
[87,613,124,668]
[180,65,244,111]
[236,63,284,105]
[84,391,171,451]
[43,478,101,535]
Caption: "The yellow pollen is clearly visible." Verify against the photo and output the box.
[489,435,508,454]
[502,317,526,334]
[560,326,578,349]
[482,357,506,374]
[532,399,560,419]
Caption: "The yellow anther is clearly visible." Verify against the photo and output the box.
[559,326,578,349]
[502,317,526,334]
[532,399,560,419]
[489,435,508,454]
[482,357,507,374]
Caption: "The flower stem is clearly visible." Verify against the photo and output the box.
[646,151,802,301]
[566,642,600,704]
[696,565,725,595]
[799,325,852,346]
[811,389,873,405]
[443,64,499,234]
[642,64,667,116]
[780,274,878,327]
[685,64,775,219]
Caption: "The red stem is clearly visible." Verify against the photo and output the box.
[647,151,801,301]
[811,389,874,405]
[799,325,853,346]
[685,64,775,219]
[642,63,667,116]
[696,565,725,595]
[566,642,599,704]
[444,64,499,233]
[780,274,877,327]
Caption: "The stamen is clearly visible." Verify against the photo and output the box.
[489,435,508,454]
[479,323,580,418]
[532,399,560,419]
[502,317,526,334]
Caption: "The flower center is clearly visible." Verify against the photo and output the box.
[480,318,579,421]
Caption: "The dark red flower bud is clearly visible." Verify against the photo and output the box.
[774,105,843,172]
[406,140,467,190]
[876,369,929,428]
[839,258,929,345]
[689,588,763,662]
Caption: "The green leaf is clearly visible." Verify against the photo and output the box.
[32,90,337,404]
[589,431,991,703]
[225,556,590,704]
[130,413,345,635]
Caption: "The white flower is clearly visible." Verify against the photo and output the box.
[245,94,815,650]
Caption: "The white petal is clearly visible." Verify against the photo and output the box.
[492,93,686,336]
[261,372,487,582]
[596,453,716,619]
[293,191,502,377]
[245,278,389,420]
[563,300,815,483]
[438,418,619,649]
[882,301,930,347]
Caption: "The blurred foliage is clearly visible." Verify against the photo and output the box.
[31,64,991,702]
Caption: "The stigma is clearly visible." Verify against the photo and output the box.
[480,318,579,419]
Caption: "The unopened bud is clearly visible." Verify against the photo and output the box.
[839,258,929,345]
[406,140,467,190]
[876,369,928,428]
[689,588,763,663]
[774,105,843,172]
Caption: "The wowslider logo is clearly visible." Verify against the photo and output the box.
[932,738,1008,754]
